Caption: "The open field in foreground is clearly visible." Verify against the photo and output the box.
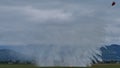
[0,64,120,68]
[91,64,120,68]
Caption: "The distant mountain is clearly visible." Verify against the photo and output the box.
[0,44,120,62]
[0,49,32,62]
[101,44,120,61]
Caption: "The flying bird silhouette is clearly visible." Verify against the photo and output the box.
[112,1,116,6]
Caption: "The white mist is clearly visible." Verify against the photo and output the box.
[32,22,105,67]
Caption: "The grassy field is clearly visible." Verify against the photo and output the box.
[0,64,40,68]
[91,64,120,68]
[0,64,120,68]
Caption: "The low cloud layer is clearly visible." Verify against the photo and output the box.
[0,0,118,45]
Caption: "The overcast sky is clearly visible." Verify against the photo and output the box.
[0,0,120,45]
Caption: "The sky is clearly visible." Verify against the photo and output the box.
[0,0,120,45]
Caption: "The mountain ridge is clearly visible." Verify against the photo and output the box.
[0,44,120,62]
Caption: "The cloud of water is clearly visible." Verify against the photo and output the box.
[29,22,105,67]
[19,13,106,66]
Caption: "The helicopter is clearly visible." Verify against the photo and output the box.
[112,1,116,6]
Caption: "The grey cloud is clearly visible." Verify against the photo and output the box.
[0,0,119,45]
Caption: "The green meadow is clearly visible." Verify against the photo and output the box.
[0,64,120,68]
